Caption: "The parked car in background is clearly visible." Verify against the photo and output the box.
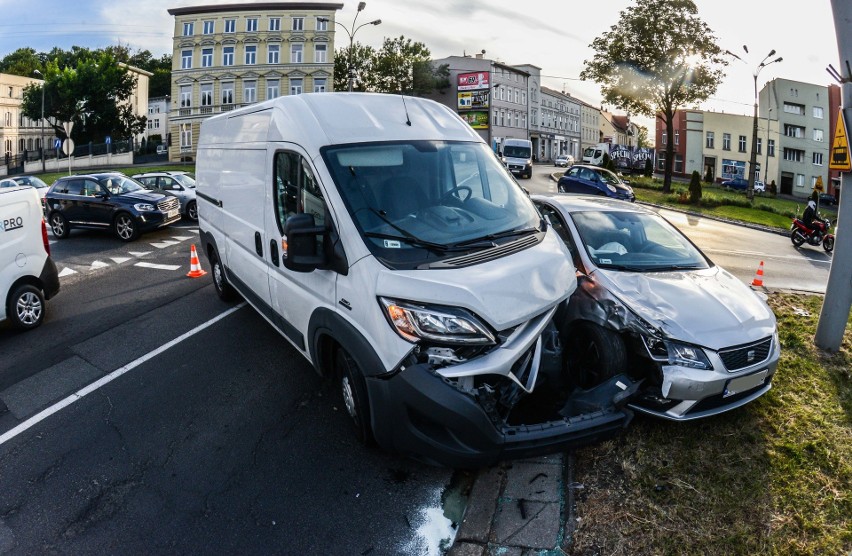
[156,144,167,155]
[132,171,198,220]
[720,177,748,190]
[1,175,50,213]
[754,180,765,193]
[819,193,837,206]
[45,173,181,241]
[555,154,575,167]
[557,164,635,202]
[533,193,780,421]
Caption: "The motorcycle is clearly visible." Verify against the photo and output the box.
[790,215,834,253]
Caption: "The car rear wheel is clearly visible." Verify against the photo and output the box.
[336,346,374,445]
[7,284,45,330]
[566,322,627,388]
[49,212,70,239]
[210,248,238,302]
[113,213,138,242]
[186,201,198,221]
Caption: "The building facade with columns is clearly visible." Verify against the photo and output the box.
[167,2,342,161]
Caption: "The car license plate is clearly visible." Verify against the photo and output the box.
[723,369,768,398]
[167,209,179,219]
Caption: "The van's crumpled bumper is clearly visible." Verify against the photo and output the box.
[364,307,637,468]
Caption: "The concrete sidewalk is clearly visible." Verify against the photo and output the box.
[449,453,576,555]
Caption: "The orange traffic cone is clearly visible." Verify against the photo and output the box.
[751,260,765,287]
[186,244,207,278]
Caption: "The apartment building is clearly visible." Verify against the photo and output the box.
[145,96,170,146]
[0,73,50,174]
[167,2,343,161]
[538,86,580,161]
[760,78,830,197]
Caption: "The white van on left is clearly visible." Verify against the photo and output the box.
[0,185,60,330]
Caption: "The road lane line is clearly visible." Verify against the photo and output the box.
[0,303,246,448]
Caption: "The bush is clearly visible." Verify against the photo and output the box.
[644,158,653,178]
[704,166,714,183]
[770,180,777,196]
[689,170,702,204]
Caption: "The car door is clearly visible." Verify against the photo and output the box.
[266,147,338,355]
[52,179,85,223]
[80,178,113,227]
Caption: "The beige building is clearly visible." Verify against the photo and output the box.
[0,73,50,174]
[167,2,343,161]
[578,100,601,152]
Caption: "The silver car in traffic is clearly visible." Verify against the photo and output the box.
[132,171,198,220]
[533,193,780,421]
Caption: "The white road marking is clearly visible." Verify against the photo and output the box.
[90,260,109,270]
[128,251,152,257]
[150,240,180,249]
[170,236,195,241]
[111,257,132,264]
[58,267,77,277]
[0,303,246,448]
[135,262,181,271]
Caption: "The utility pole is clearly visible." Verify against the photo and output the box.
[815,0,852,351]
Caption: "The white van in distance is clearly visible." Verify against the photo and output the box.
[501,138,534,179]
[1,185,60,330]
[196,93,638,467]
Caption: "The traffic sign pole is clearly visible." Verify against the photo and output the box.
[816,0,852,352]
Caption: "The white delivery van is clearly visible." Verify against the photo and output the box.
[196,93,637,467]
[1,185,60,330]
[501,138,534,179]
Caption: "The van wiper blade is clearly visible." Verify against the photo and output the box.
[450,226,540,248]
[364,231,452,253]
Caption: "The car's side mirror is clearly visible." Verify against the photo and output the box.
[283,213,327,272]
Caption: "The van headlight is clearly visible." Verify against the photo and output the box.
[380,298,496,345]
[134,203,155,212]
[642,336,712,370]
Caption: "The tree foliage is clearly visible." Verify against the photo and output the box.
[0,47,45,76]
[333,36,449,95]
[21,51,146,145]
[580,0,726,193]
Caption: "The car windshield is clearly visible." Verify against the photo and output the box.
[172,174,196,188]
[323,140,541,267]
[571,210,710,271]
[13,177,49,189]
[596,170,620,185]
[503,145,531,158]
[98,176,144,195]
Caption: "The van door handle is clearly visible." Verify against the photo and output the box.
[255,231,263,257]
[269,239,279,267]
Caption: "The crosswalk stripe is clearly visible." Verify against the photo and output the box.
[150,240,180,249]
[134,262,182,271]
[58,267,77,277]
[111,257,132,264]
[170,236,195,241]
[128,251,152,257]
[90,261,109,270]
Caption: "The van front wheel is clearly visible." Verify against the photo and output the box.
[336,347,374,445]
[8,284,45,330]
[210,249,237,302]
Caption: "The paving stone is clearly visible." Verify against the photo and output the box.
[502,460,562,503]
[454,465,504,544]
[491,499,561,549]
[447,541,485,556]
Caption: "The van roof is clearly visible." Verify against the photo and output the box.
[198,93,484,149]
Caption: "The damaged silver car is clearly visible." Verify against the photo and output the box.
[533,194,780,420]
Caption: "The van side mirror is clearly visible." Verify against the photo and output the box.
[283,213,327,272]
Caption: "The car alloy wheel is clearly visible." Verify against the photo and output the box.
[50,213,69,239]
[114,213,138,241]
[187,201,198,221]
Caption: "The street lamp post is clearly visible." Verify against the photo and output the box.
[319,2,381,92]
[33,69,45,172]
[727,46,782,201]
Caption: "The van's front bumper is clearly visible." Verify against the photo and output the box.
[365,366,631,468]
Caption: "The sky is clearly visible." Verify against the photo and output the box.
[0,0,842,132]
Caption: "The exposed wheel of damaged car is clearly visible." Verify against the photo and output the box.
[565,321,627,388]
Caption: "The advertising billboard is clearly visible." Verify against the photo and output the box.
[457,90,490,110]
[460,111,489,129]
[457,72,490,91]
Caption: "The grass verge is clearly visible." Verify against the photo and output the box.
[568,292,851,555]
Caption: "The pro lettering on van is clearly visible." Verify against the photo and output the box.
[196,93,638,467]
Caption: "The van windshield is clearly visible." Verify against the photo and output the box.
[503,145,531,159]
[322,141,542,268]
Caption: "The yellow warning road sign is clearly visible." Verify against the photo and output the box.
[830,108,851,171]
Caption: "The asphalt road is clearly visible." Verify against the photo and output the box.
[0,222,454,555]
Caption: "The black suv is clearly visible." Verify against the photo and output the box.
[45,173,181,241]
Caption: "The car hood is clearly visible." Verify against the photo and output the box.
[593,265,776,350]
[117,191,167,203]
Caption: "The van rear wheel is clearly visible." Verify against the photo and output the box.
[8,284,45,330]
[336,346,374,445]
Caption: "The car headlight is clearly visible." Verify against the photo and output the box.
[380,298,496,345]
[643,336,713,370]
[134,203,155,212]
[606,184,617,193]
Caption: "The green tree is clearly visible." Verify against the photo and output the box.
[21,51,146,145]
[581,0,726,193]
[704,165,713,183]
[636,125,649,148]
[643,157,653,177]
[0,47,45,76]
[689,170,702,203]
[333,42,378,91]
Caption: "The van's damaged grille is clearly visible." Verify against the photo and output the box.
[719,337,772,371]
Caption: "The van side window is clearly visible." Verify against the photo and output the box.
[274,150,326,232]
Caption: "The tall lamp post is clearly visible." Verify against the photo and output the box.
[727,46,782,201]
[33,69,46,172]
[320,2,381,92]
